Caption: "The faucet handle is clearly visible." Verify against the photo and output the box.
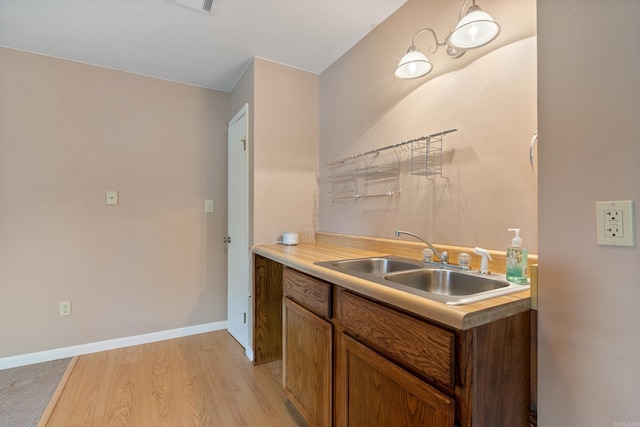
[458,253,471,271]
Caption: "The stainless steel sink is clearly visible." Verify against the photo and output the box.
[384,269,508,296]
[319,256,424,275]
[315,256,529,305]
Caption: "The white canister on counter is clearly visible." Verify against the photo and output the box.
[282,232,299,245]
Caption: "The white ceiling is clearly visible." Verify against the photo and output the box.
[0,0,407,92]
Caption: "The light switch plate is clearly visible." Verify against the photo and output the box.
[205,200,214,213]
[596,200,634,247]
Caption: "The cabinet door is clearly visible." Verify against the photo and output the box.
[283,298,332,427]
[338,333,454,427]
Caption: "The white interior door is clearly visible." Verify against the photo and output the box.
[227,104,249,353]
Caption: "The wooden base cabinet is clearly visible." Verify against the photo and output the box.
[335,288,530,427]
[264,265,530,427]
[337,332,455,427]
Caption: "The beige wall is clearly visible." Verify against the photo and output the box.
[319,0,537,252]
[538,1,640,425]
[252,58,319,244]
[0,48,230,358]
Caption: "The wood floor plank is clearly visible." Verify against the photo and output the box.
[45,330,306,427]
[103,362,137,426]
[147,340,173,426]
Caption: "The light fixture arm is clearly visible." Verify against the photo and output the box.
[458,0,473,20]
[410,27,446,55]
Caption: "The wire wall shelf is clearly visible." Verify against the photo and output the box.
[328,128,457,201]
[329,160,400,201]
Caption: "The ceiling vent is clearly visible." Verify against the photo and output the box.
[166,0,215,14]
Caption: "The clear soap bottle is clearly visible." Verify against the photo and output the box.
[506,228,528,284]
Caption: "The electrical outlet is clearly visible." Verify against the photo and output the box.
[59,301,71,316]
[596,200,635,247]
[106,190,118,206]
[604,209,623,237]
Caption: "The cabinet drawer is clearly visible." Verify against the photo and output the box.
[283,267,332,319]
[336,290,455,389]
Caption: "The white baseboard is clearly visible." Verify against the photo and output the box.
[0,321,228,370]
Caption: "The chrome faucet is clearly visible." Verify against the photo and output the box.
[395,230,448,265]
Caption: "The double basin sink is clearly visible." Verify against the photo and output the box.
[315,256,529,306]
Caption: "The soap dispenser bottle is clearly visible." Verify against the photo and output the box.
[506,228,528,284]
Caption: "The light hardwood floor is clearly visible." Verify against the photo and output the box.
[45,330,307,426]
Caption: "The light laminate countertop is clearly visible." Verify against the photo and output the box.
[253,241,531,330]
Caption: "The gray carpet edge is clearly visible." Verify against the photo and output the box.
[0,358,71,427]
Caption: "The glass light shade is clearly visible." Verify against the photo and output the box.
[394,48,432,79]
[450,5,500,49]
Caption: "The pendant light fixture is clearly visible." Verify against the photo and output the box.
[394,0,500,79]
[450,1,500,49]
[394,28,464,79]
[394,45,432,80]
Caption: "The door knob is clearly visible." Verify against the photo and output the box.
[223,236,231,244]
